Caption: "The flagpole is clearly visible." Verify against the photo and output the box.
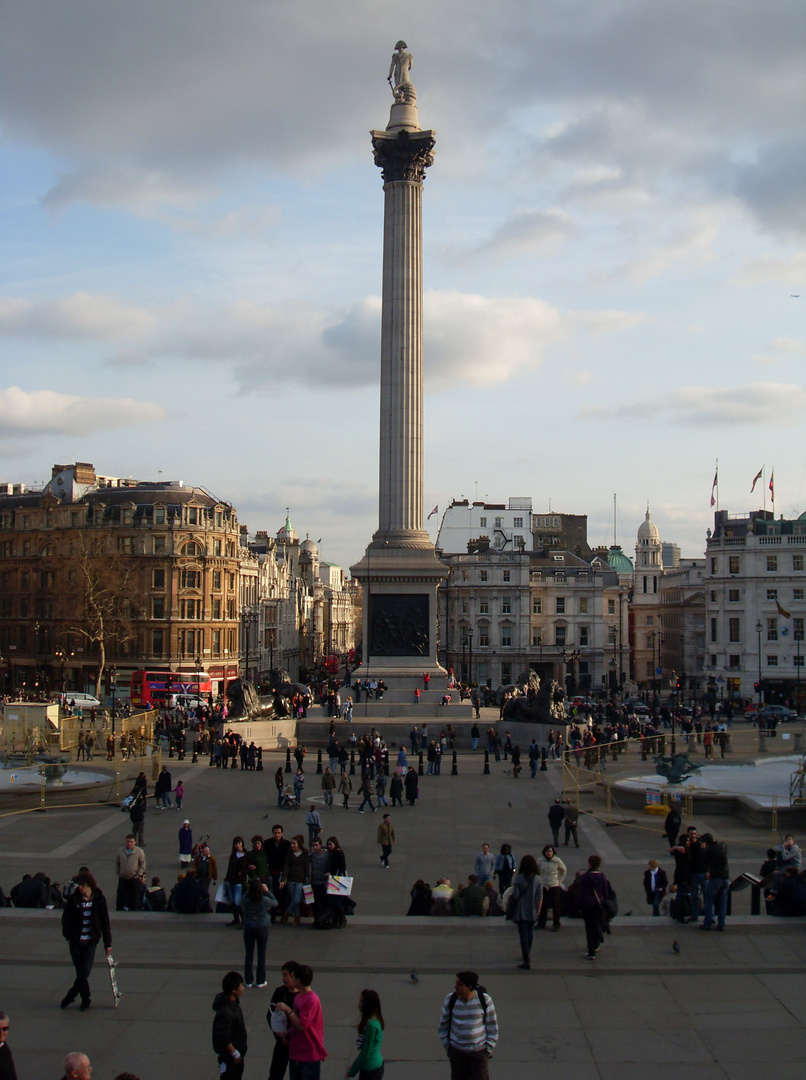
[716,458,719,512]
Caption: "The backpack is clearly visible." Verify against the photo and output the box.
[446,986,489,1039]
[505,883,521,922]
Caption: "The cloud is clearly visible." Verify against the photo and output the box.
[457,209,575,261]
[0,387,166,435]
[754,336,806,365]
[732,251,806,289]
[41,168,213,213]
[583,382,806,426]
[0,294,158,340]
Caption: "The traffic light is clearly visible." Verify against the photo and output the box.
[754,682,759,692]
[676,679,681,691]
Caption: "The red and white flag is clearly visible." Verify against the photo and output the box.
[750,467,763,493]
[769,469,775,504]
[427,505,439,520]
[710,468,718,507]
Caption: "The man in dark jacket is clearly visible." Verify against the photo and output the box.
[212,970,247,1079]
[60,872,112,1011]
[548,799,565,846]
[0,1010,17,1080]
[701,833,730,932]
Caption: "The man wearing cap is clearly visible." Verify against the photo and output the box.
[115,834,145,912]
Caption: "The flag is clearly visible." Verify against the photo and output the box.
[427,505,438,519]
[769,468,775,503]
[710,468,718,507]
[776,599,791,620]
[750,467,763,493]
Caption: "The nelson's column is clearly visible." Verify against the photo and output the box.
[351,42,448,677]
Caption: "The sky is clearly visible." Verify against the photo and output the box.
[0,0,804,571]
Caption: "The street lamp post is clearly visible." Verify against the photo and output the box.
[110,665,118,735]
[468,630,473,687]
[756,619,763,716]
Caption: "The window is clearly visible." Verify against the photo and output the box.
[502,599,511,615]
[154,505,165,525]
[513,517,523,528]
[152,630,164,656]
[478,631,489,647]
[767,618,778,641]
[556,598,565,615]
[181,569,201,588]
[767,555,778,572]
[795,655,804,668]
[646,615,654,626]
[710,617,718,643]
[153,536,165,554]
[532,632,543,646]
[767,655,778,666]
[118,537,134,554]
[794,589,804,601]
[214,539,222,557]
[212,598,222,620]
[213,570,222,590]
[212,629,222,656]
[729,556,740,574]
[20,571,28,589]
[579,597,588,614]
[500,627,512,647]
[729,618,741,642]
[480,570,488,582]
[794,618,804,642]
[180,629,201,655]
[579,626,589,646]
[187,507,199,525]
[711,558,717,574]
[767,589,778,601]
[461,599,468,614]
[710,590,717,602]
[494,517,502,528]
[646,661,654,679]
[40,570,55,588]
[532,598,542,615]
[180,599,202,620]
[479,517,487,528]
[479,601,489,615]
[608,599,615,615]
[0,598,11,617]
[728,589,740,602]
[555,625,566,647]
[152,598,165,619]
[153,569,165,589]
[503,570,511,582]
[183,541,201,557]
[729,655,741,670]
[501,663,512,684]
[793,554,804,572]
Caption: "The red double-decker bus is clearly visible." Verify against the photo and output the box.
[130,669,213,710]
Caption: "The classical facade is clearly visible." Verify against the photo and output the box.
[704,509,805,708]
[629,508,665,691]
[659,559,706,701]
[0,462,242,698]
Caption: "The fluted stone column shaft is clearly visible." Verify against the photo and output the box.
[377,178,428,542]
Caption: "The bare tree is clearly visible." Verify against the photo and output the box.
[61,531,141,699]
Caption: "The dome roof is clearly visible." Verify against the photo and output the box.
[300,533,319,555]
[637,508,660,542]
[607,545,634,573]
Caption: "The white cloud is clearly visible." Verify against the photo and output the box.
[0,387,166,435]
[608,211,722,284]
[583,382,806,427]
[0,294,158,341]
[732,252,806,288]
[458,209,575,261]
[754,336,806,365]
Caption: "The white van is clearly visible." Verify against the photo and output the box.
[51,692,102,709]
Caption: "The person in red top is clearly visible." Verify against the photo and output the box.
[275,963,327,1080]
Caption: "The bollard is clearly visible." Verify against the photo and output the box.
[641,741,648,761]
[418,751,424,776]
[168,740,174,759]
[540,747,548,772]
[451,750,458,776]
[285,747,293,773]
[316,749,323,775]
[350,749,356,775]
[758,731,767,754]
[192,742,198,763]
[178,741,185,761]
[611,745,618,762]
[483,750,490,775]
[256,746,263,771]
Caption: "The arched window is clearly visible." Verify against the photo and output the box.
[182,541,202,557]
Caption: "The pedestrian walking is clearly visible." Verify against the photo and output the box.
[643,859,668,917]
[377,813,395,868]
[357,775,376,814]
[274,963,327,1080]
[60,872,112,1011]
[563,803,580,848]
[346,989,385,1080]
[322,767,336,810]
[547,799,565,847]
[577,854,612,960]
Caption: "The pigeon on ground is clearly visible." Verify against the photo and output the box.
[672,940,681,954]
[410,971,419,983]
[622,910,632,917]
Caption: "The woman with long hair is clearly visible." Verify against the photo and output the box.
[494,843,516,892]
[280,835,310,927]
[346,989,385,1080]
[509,854,543,970]
[326,835,348,928]
[225,836,248,926]
[537,844,567,931]
[240,877,277,988]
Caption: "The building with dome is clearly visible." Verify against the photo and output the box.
[630,508,665,691]
[704,508,805,709]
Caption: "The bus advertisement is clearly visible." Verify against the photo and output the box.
[130,669,213,710]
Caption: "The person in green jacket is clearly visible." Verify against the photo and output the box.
[346,989,384,1080]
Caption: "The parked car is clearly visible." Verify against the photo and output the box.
[757,705,797,724]
[50,691,102,709]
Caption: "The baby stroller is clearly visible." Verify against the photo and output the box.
[281,786,298,810]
